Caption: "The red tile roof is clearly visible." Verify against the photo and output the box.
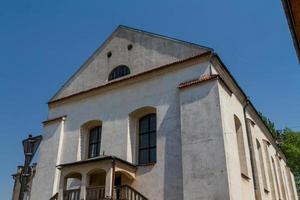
[42,115,67,126]
[178,74,219,89]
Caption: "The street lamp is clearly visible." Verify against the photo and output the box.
[19,134,42,200]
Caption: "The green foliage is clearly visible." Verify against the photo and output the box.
[295,175,300,198]
[258,112,279,138]
[281,128,300,172]
[280,128,300,197]
[259,112,300,197]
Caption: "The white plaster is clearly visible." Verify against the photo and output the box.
[29,30,298,200]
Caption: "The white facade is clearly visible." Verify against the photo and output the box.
[29,26,298,200]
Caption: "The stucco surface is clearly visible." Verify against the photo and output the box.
[30,122,62,200]
[29,27,298,200]
[31,60,213,200]
[218,78,298,200]
[51,26,209,101]
[179,80,230,200]
[218,83,255,200]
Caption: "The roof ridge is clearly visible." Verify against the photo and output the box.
[118,25,213,51]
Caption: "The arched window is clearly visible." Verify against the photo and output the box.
[263,140,276,198]
[108,65,130,81]
[276,156,287,199]
[271,157,281,198]
[234,115,249,177]
[88,126,102,158]
[138,113,157,165]
[86,169,106,200]
[256,139,268,190]
[63,172,82,199]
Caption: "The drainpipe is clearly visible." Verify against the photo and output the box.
[243,99,257,191]
[111,157,116,200]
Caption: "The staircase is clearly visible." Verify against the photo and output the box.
[49,193,58,200]
[113,185,148,200]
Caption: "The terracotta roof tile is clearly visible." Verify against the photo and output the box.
[178,74,219,89]
[42,115,67,126]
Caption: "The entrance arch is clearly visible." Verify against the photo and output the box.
[86,169,106,200]
[63,172,82,200]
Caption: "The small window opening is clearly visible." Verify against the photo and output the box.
[108,65,130,81]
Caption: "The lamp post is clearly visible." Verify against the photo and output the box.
[19,134,42,200]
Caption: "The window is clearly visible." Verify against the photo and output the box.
[108,65,130,81]
[285,166,297,200]
[281,168,289,200]
[276,157,288,199]
[88,126,102,158]
[138,113,156,165]
[263,140,276,198]
[234,115,249,177]
[64,172,82,191]
[256,139,268,191]
[272,157,281,198]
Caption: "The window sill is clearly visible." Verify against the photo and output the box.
[241,173,251,180]
[137,162,156,167]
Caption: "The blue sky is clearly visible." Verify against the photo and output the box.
[0,0,299,199]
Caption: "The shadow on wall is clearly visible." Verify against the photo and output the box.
[163,89,183,200]
[42,122,63,142]
[116,27,208,60]
[162,81,218,200]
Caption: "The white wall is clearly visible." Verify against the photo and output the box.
[218,82,256,200]
[53,27,208,101]
[32,60,219,200]
[30,122,63,200]
[31,54,298,200]
[179,80,230,200]
[217,68,298,200]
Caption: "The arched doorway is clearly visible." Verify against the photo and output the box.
[86,169,106,200]
[63,172,82,200]
[114,171,134,199]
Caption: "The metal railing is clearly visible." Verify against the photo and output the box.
[57,185,147,200]
[63,188,81,200]
[49,193,58,200]
[86,186,106,200]
[113,185,148,200]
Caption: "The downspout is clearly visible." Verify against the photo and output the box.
[111,157,116,200]
[243,99,257,191]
